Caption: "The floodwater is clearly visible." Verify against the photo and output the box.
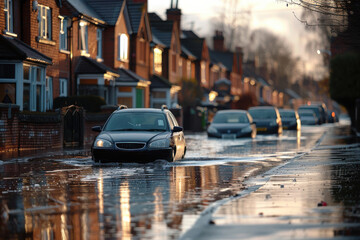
[0,124,347,240]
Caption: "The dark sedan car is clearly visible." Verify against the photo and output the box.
[91,106,186,163]
[207,110,256,139]
[298,110,318,125]
[248,106,283,135]
[279,109,301,131]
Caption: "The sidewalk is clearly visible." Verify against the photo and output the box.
[182,124,360,240]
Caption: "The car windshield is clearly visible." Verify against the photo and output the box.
[280,111,295,118]
[299,111,315,117]
[103,112,168,131]
[213,112,249,124]
[249,109,276,119]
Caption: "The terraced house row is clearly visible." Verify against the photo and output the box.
[0,0,284,114]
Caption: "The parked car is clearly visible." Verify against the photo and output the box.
[248,106,283,135]
[298,110,318,125]
[298,105,323,124]
[327,111,339,123]
[91,106,186,163]
[207,110,256,138]
[279,109,301,131]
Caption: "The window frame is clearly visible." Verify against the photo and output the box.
[153,47,162,74]
[118,33,129,61]
[96,28,103,59]
[4,0,13,33]
[38,5,52,40]
[59,78,67,97]
[59,16,68,51]
[79,21,89,54]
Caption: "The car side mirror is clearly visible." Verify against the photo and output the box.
[172,126,183,132]
[92,126,102,132]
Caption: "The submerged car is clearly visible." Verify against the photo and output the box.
[248,106,283,135]
[91,106,186,163]
[207,110,256,138]
[298,105,323,124]
[279,109,301,131]
[298,110,318,125]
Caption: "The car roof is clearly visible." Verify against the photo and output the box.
[249,106,277,111]
[113,108,168,114]
[216,110,248,114]
[279,109,295,112]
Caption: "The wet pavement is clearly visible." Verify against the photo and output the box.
[0,121,357,239]
[186,124,360,240]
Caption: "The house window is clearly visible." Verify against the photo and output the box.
[118,34,128,61]
[38,5,52,40]
[154,48,162,74]
[59,17,68,50]
[79,21,88,54]
[97,28,102,59]
[139,39,146,63]
[45,77,53,110]
[187,60,191,79]
[201,61,206,84]
[59,78,67,97]
[4,0,13,33]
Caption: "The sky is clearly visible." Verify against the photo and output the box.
[148,0,326,78]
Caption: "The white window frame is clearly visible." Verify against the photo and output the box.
[151,89,170,108]
[79,21,89,54]
[97,28,103,59]
[45,76,53,110]
[59,16,68,51]
[118,34,128,61]
[59,78,67,97]
[4,0,13,33]
[38,5,52,40]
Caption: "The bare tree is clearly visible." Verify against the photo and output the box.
[211,0,251,50]
[247,29,300,91]
[281,0,360,50]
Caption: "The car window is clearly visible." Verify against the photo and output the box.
[168,112,179,127]
[213,112,249,123]
[103,112,168,131]
[166,113,175,129]
[280,111,295,118]
[249,109,276,119]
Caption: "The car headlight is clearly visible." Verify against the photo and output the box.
[241,126,252,133]
[149,139,170,149]
[207,126,218,134]
[95,139,112,148]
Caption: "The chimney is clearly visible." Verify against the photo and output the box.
[213,30,225,52]
[166,1,181,36]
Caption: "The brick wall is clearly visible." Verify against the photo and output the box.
[0,104,20,153]
[0,104,63,156]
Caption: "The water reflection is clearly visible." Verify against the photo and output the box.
[0,128,321,239]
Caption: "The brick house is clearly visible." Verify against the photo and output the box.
[148,11,182,108]
[181,30,211,103]
[0,0,68,111]
[210,31,243,102]
[61,0,152,108]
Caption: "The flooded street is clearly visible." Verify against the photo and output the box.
[0,124,352,240]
